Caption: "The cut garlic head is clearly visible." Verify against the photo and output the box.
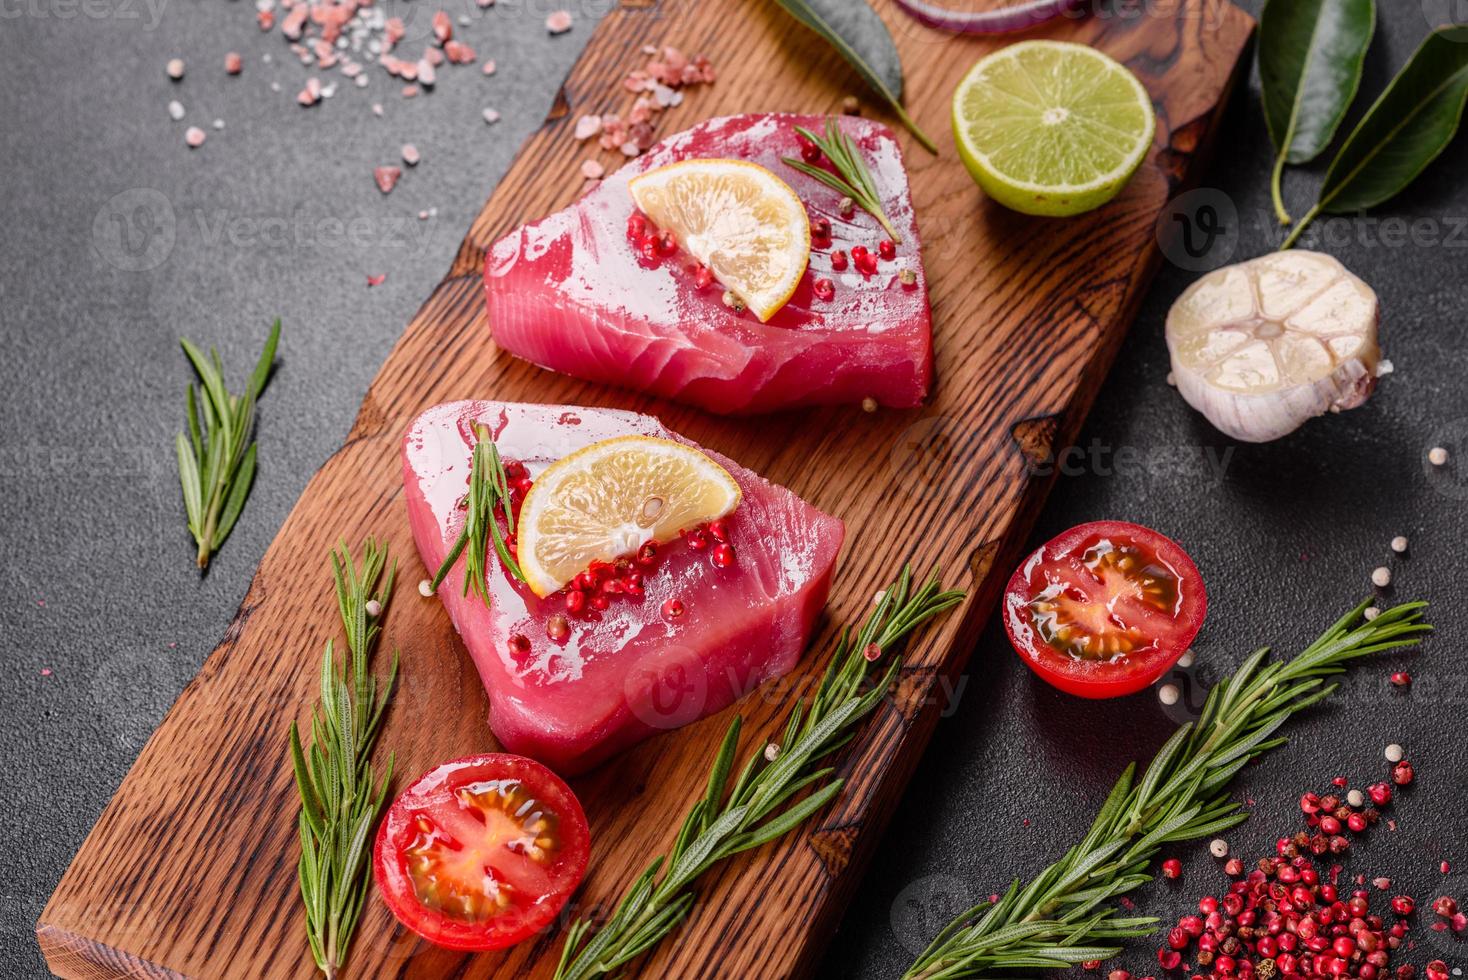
[1166,251,1380,443]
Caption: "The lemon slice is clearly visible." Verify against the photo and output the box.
[516,435,742,597]
[628,159,810,322]
[952,40,1156,217]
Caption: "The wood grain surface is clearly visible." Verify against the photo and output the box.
[38,0,1254,976]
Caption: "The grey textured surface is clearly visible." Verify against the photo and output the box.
[0,2,1464,978]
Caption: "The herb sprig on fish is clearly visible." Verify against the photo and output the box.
[431,423,526,604]
[783,120,903,243]
[553,568,965,980]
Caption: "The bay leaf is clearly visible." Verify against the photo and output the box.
[1259,0,1375,223]
[771,0,937,152]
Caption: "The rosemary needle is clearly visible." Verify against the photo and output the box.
[429,422,525,605]
[290,538,400,980]
[553,568,965,980]
[902,599,1430,980]
[782,119,903,243]
[175,319,280,569]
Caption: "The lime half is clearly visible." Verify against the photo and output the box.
[952,40,1156,217]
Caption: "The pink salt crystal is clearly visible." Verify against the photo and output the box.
[546,9,572,33]
[424,46,444,67]
[619,140,639,157]
[257,9,274,29]
[166,57,185,80]
[41,668,52,676]
[476,0,494,7]
[401,143,421,166]
[402,84,420,98]
[281,5,308,40]
[482,107,500,124]
[432,10,452,44]
[416,59,436,86]
[184,126,206,148]
[580,159,605,180]
[573,114,601,140]
[384,17,404,43]
[374,165,401,193]
[481,59,496,75]
[444,41,475,64]
[371,102,384,116]
[628,97,653,124]
[225,52,243,75]
[367,273,386,287]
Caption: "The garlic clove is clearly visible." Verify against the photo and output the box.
[1166,251,1380,443]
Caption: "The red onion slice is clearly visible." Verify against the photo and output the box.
[893,0,1085,34]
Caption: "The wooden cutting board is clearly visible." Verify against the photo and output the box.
[38,1,1254,976]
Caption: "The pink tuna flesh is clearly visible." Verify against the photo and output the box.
[402,401,845,774]
[485,113,932,415]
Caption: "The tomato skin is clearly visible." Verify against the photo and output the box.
[1002,521,1206,699]
[373,753,590,951]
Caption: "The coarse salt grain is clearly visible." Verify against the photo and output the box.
[225,51,243,75]
[1384,743,1404,763]
[1428,446,1449,466]
[166,57,185,80]
[580,159,605,180]
[574,114,602,140]
[401,143,421,166]
[373,165,401,193]
[184,126,207,148]
[482,107,500,124]
[168,100,186,121]
[546,9,573,33]
[1372,566,1391,588]
[481,59,496,75]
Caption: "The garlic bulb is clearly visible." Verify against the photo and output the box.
[1166,251,1380,443]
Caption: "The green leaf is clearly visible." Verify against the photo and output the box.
[176,432,203,535]
[1259,0,1375,222]
[770,0,936,153]
[249,319,281,402]
[214,442,257,547]
[1284,26,1468,248]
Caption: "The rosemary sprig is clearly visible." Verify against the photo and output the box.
[554,568,965,980]
[290,538,401,980]
[430,422,525,604]
[903,599,1430,980]
[176,319,280,569]
[782,120,903,243]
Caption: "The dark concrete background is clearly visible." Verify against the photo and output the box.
[1,1,1464,978]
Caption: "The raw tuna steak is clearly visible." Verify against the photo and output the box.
[402,400,844,774]
[485,113,931,415]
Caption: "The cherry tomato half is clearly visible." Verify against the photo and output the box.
[1002,520,1206,699]
[373,753,590,951]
